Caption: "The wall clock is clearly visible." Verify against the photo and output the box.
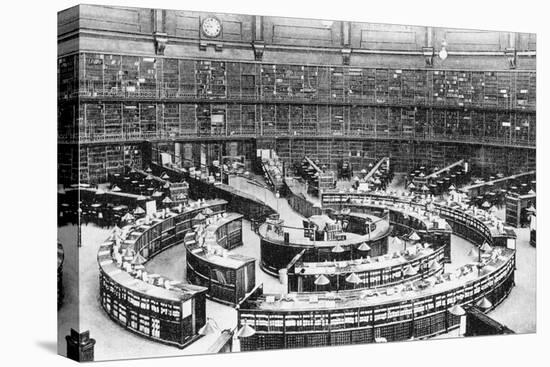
[202,16,222,38]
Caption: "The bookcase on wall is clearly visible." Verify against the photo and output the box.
[140,104,157,138]
[162,103,180,138]
[58,55,78,100]
[78,146,89,182]
[273,138,534,175]
[104,103,123,140]
[122,103,140,139]
[58,145,80,185]
[78,143,143,183]
[62,52,536,185]
[197,60,227,99]
[75,53,536,111]
[70,53,536,147]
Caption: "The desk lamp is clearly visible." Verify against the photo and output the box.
[199,318,221,336]
[314,274,330,292]
[345,273,361,289]
[449,304,467,336]
[404,265,418,277]
[476,297,492,310]
[237,322,256,338]
[358,242,371,252]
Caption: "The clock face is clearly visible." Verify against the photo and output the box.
[202,17,222,38]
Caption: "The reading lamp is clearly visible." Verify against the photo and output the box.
[237,322,256,338]
[448,304,466,316]
[476,297,493,310]
[449,304,467,336]
[198,318,221,336]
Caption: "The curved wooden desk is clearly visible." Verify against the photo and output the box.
[151,163,277,223]
[238,247,515,351]
[259,215,392,276]
[238,192,516,351]
[185,213,256,306]
[287,245,446,292]
[98,199,226,348]
[321,190,515,248]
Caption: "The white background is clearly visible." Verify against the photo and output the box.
[0,0,547,366]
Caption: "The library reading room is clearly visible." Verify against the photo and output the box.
[57,4,536,362]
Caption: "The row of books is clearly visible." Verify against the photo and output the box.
[59,53,536,109]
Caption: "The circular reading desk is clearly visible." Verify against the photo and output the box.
[185,212,256,306]
[259,213,392,277]
[98,199,238,348]
[287,244,446,293]
[237,190,516,351]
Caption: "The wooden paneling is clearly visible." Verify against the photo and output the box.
[435,29,505,51]
[518,33,536,51]
[174,12,200,38]
[352,23,425,50]
[57,5,80,36]
[78,4,151,34]
[264,17,342,47]
[64,5,537,57]
[218,14,253,42]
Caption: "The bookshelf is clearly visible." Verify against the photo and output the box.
[290,104,303,135]
[78,146,89,182]
[104,103,123,140]
[272,138,535,176]
[77,143,143,183]
[140,104,157,138]
[74,53,536,112]
[179,59,196,97]
[103,54,121,96]
[122,103,140,139]
[69,100,536,147]
[121,56,139,97]
[58,55,77,100]
[226,104,241,136]
[105,144,123,177]
[226,62,241,99]
[60,52,536,184]
[162,103,180,138]
[160,58,179,98]
[196,60,227,99]
[276,104,289,134]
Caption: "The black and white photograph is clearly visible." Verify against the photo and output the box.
[48,0,546,364]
